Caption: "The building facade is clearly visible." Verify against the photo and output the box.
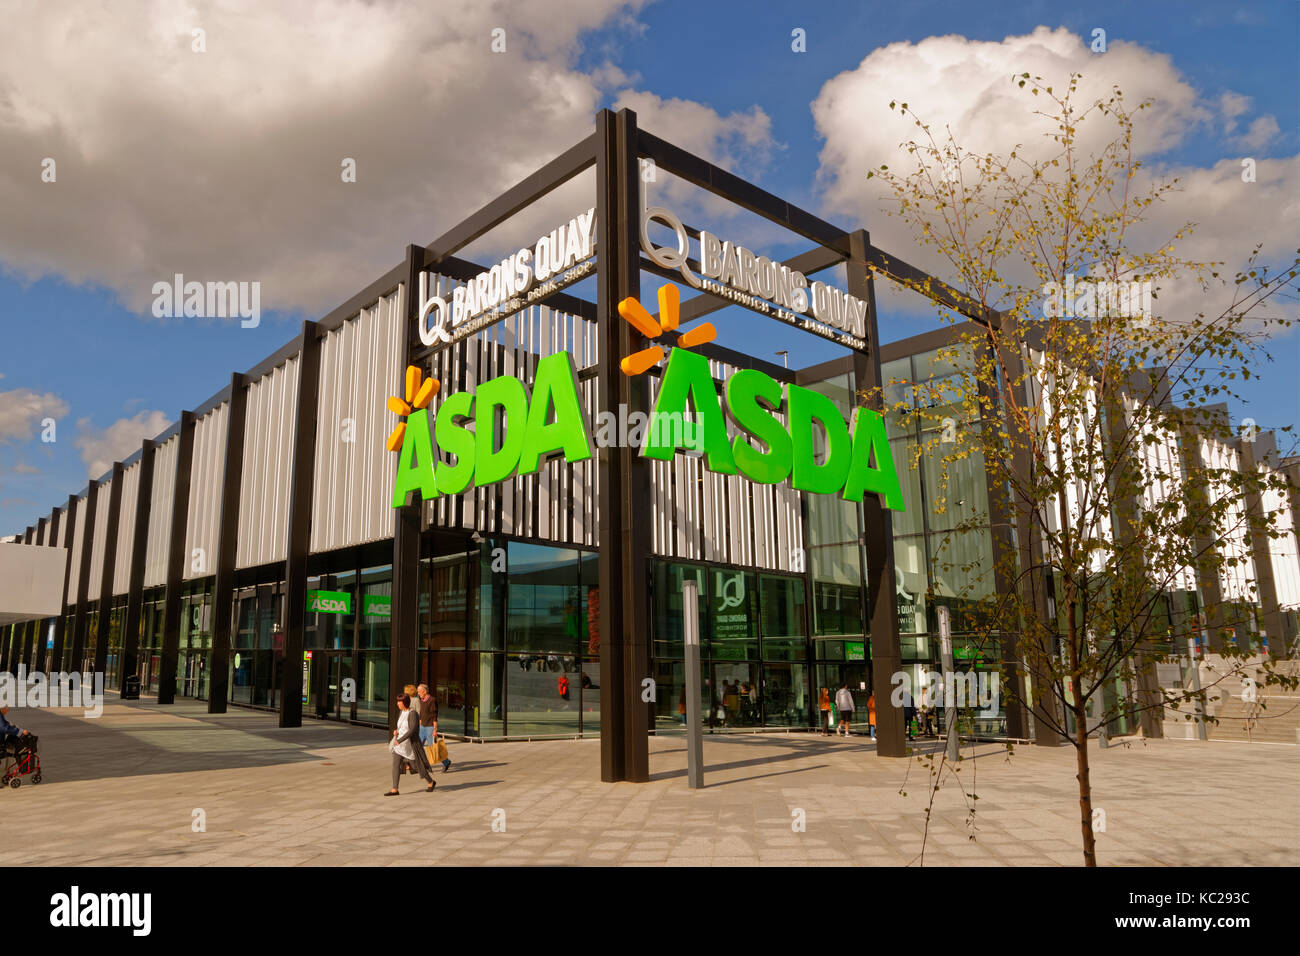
[3,110,1298,775]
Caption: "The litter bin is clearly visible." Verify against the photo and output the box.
[121,675,141,700]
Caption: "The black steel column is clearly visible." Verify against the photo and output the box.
[121,440,155,688]
[70,484,98,675]
[51,497,75,674]
[279,320,322,728]
[158,411,196,704]
[390,247,423,732]
[92,463,124,681]
[209,375,247,714]
[595,108,649,781]
[847,230,905,758]
[33,516,50,672]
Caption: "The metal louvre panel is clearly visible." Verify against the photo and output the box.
[113,462,141,595]
[87,478,112,596]
[183,403,228,580]
[1263,471,1300,609]
[67,494,88,597]
[311,288,403,554]
[236,356,299,569]
[145,437,179,588]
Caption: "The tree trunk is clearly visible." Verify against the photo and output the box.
[1073,694,1097,866]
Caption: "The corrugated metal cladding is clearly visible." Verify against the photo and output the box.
[311,286,404,554]
[67,494,88,597]
[145,436,180,588]
[86,478,112,596]
[113,462,141,595]
[237,355,299,568]
[649,357,804,573]
[421,301,600,548]
[183,403,229,580]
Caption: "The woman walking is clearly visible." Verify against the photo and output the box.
[385,693,435,796]
[818,687,832,735]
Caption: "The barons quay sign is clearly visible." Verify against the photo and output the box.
[390,348,904,511]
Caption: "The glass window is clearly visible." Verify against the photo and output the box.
[711,661,760,727]
[506,651,581,737]
[708,569,757,660]
[921,445,989,531]
[423,556,472,651]
[358,566,392,650]
[812,581,863,637]
[306,571,356,651]
[895,537,928,635]
[469,651,505,737]
[760,575,807,660]
[761,662,809,727]
[507,544,580,655]
[652,562,707,659]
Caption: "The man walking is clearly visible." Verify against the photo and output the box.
[416,683,451,773]
[835,682,855,736]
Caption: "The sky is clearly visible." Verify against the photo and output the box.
[1,0,1297,535]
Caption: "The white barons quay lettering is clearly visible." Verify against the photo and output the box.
[418,208,597,347]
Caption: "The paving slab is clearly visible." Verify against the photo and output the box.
[1,696,1296,866]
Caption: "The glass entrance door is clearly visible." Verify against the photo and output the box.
[311,650,354,721]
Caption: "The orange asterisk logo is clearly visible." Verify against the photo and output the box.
[618,283,716,376]
[385,364,440,452]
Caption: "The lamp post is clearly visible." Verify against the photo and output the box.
[937,605,959,762]
[683,578,704,789]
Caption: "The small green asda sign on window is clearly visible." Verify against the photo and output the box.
[307,590,352,614]
[363,595,391,618]
[846,641,866,661]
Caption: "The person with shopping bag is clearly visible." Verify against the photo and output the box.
[417,683,452,773]
[385,693,435,796]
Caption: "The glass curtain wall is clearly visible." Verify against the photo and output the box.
[884,345,1005,736]
[651,561,813,733]
[232,583,284,708]
[805,371,872,730]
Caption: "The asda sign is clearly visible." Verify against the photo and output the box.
[392,347,903,510]
[307,590,352,614]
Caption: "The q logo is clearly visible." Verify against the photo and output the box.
[716,571,745,610]
[641,206,698,287]
[417,272,453,347]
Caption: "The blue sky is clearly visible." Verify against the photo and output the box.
[1,0,1297,534]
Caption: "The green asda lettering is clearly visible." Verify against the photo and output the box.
[643,347,904,508]
[392,352,593,507]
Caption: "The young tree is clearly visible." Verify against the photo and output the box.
[866,73,1299,866]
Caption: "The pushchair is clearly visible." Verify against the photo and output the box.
[1,734,40,788]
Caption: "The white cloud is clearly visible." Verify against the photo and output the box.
[0,388,68,444]
[75,410,171,478]
[0,0,705,320]
[1235,115,1280,150]
[810,26,1300,327]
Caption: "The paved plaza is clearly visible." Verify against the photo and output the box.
[2,695,1296,866]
